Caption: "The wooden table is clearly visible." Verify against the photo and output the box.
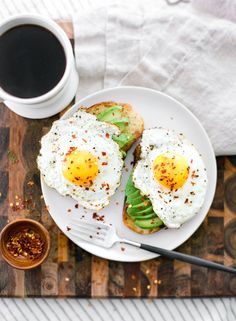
[0,21,236,298]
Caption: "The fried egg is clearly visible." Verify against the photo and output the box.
[37,110,123,210]
[132,128,208,228]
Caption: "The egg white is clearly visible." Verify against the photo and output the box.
[132,128,208,228]
[37,110,124,210]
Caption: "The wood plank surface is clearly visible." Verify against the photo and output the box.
[0,22,236,298]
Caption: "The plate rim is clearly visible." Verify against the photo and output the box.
[41,86,217,262]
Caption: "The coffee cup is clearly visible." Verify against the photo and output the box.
[0,14,79,119]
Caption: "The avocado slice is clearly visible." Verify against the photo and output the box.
[129,212,157,220]
[125,172,164,229]
[113,133,134,149]
[126,193,147,204]
[134,217,163,229]
[126,189,140,200]
[125,173,137,194]
[127,194,147,206]
[97,106,129,131]
[97,105,123,121]
[127,204,153,216]
[110,117,129,130]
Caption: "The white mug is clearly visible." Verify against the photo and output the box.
[0,14,79,119]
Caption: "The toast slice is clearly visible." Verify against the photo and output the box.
[123,144,163,234]
[82,101,144,152]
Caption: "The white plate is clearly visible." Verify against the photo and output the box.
[41,86,217,262]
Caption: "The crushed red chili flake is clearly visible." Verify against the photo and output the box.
[66,147,76,156]
[92,212,105,222]
[67,209,71,213]
[101,183,110,191]
[75,204,79,209]
[102,162,108,166]
[102,151,106,156]
[105,133,110,138]
[6,228,44,260]
[9,197,34,212]
[185,198,189,204]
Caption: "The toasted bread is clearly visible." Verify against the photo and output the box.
[123,144,162,234]
[82,101,144,152]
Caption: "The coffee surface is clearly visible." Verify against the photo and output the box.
[0,24,66,98]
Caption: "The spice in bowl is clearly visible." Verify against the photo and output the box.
[0,219,50,269]
[6,228,44,260]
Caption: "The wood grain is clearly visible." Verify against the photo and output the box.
[0,23,236,298]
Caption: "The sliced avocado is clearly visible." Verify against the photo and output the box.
[97,105,123,121]
[134,217,163,229]
[130,213,157,220]
[127,204,152,216]
[127,194,147,206]
[113,133,134,149]
[126,193,147,204]
[125,173,137,194]
[110,117,129,130]
[126,189,140,200]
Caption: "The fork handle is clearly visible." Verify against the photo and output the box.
[139,243,236,274]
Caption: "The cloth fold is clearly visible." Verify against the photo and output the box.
[73,5,236,155]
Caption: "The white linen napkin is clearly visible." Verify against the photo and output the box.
[73,5,236,156]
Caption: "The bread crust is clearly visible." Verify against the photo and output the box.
[82,101,144,152]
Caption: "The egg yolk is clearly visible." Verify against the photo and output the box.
[153,153,189,190]
[62,148,98,187]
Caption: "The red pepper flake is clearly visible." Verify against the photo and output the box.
[92,212,105,222]
[72,134,77,139]
[6,228,44,260]
[75,204,79,209]
[66,147,76,156]
[185,198,189,204]
[101,183,110,191]
[191,181,196,186]
[67,209,71,213]
[191,171,199,179]
[105,133,110,138]
[102,162,108,166]
[102,152,106,156]
[66,226,71,231]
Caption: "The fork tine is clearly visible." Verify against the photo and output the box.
[71,218,110,230]
[71,220,106,236]
[69,227,107,246]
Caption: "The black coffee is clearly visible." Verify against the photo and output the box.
[0,24,66,98]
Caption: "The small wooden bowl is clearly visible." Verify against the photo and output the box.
[0,219,50,270]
